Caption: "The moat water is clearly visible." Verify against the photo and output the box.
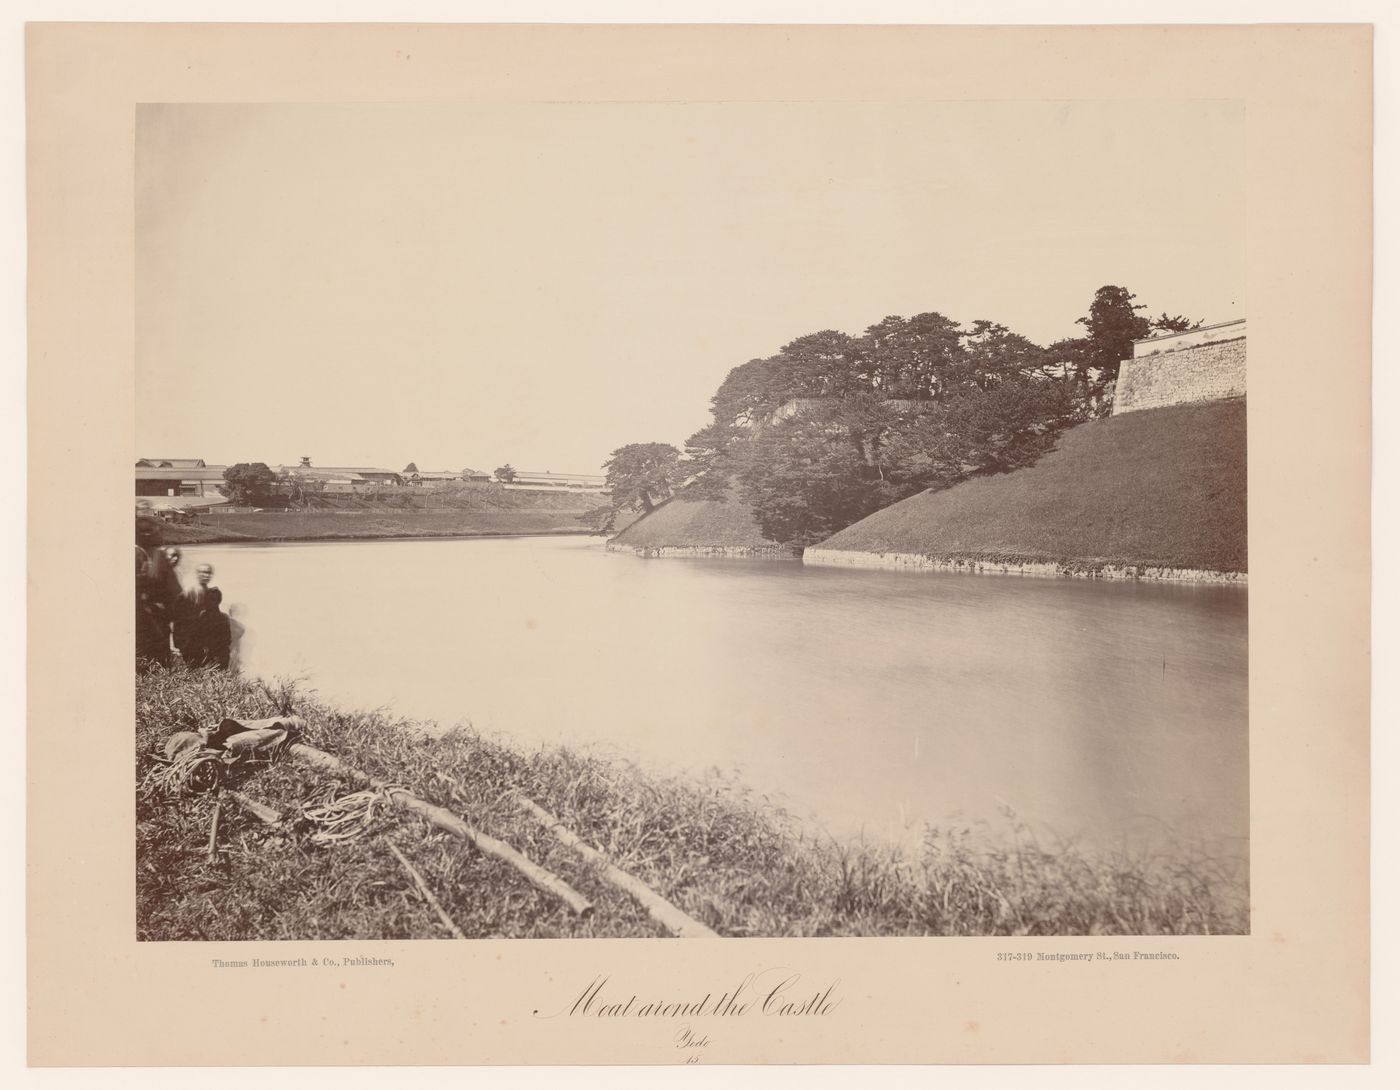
[181,534,1249,861]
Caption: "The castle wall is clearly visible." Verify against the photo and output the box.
[1113,336,1247,415]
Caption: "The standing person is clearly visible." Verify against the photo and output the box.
[176,563,217,658]
[135,543,170,670]
[136,516,178,669]
[187,587,232,670]
[165,551,200,660]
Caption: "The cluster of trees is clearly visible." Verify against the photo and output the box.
[224,462,518,506]
[604,286,1199,545]
[219,463,306,507]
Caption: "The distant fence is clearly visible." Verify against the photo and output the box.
[501,483,607,494]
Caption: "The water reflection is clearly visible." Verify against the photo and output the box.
[181,536,1248,860]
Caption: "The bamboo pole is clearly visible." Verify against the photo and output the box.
[516,796,718,938]
[287,743,593,917]
[387,841,467,940]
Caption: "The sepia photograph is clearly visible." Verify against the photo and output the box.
[26,17,1373,1067]
[133,97,1249,942]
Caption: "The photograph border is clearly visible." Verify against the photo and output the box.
[26,19,1371,1068]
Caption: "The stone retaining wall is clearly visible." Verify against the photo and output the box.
[605,542,801,560]
[803,547,1246,584]
[1113,337,1246,415]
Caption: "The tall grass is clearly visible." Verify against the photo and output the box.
[136,668,1248,940]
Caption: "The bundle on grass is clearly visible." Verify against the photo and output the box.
[139,715,300,800]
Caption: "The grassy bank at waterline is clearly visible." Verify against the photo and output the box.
[156,484,629,543]
[161,508,603,544]
[137,668,1248,939]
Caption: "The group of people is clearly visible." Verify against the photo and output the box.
[136,515,236,672]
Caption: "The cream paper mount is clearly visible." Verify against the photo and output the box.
[27,22,1370,1067]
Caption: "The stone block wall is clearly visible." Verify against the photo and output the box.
[1113,337,1246,415]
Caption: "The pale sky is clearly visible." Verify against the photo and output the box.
[136,100,1244,473]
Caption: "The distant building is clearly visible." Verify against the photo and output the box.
[401,467,495,486]
[136,457,208,470]
[505,470,607,492]
[405,470,465,487]
[275,464,404,492]
[135,458,228,499]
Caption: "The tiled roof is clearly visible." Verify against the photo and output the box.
[1133,317,1245,346]
[136,457,207,468]
[134,466,228,480]
[513,471,606,483]
[279,465,401,477]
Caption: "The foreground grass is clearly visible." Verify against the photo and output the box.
[816,399,1247,573]
[137,668,1248,940]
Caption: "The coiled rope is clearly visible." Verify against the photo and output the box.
[300,782,406,845]
[140,746,226,798]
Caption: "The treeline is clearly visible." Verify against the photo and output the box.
[216,464,501,508]
[605,286,1199,546]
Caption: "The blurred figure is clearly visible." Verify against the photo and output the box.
[135,516,178,670]
[174,562,216,662]
[134,541,169,670]
[227,603,247,673]
[187,587,232,670]
[192,562,214,597]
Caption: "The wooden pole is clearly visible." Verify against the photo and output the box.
[226,789,283,825]
[516,796,718,938]
[287,742,593,917]
[387,841,467,940]
[205,795,222,862]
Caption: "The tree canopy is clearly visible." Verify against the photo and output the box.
[1069,286,1201,385]
[603,443,682,515]
[219,463,279,506]
[610,284,1199,545]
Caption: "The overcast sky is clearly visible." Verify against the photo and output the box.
[136,100,1244,473]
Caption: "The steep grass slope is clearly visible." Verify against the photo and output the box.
[813,399,1247,573]
[607,493,783,551]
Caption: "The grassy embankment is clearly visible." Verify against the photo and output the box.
[813,399,1247,574]
[606,493,794,556]
[161,485,624,544]
[138,667,1248,940]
